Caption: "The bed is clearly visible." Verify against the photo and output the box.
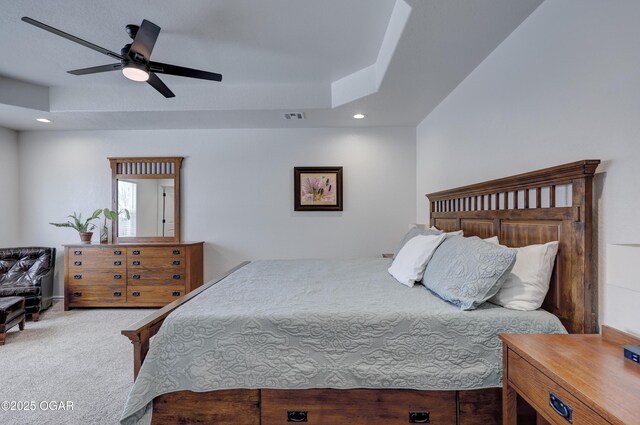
[121,159,600,425]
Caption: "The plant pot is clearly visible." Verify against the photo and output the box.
[79,232,93,244]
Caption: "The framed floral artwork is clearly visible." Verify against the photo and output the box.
[294,166,343,211]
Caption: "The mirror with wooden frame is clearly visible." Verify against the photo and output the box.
[109,157,182,243]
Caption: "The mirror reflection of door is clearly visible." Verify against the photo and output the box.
[160,186,175,237]
[118,178,175,238]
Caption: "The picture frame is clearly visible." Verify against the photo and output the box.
[294,166,343,211]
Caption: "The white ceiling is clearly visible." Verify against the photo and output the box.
[0,0,543,131]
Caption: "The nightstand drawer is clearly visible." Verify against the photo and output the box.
[507,349,609,425]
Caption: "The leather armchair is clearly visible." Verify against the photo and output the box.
[0,247,55,321]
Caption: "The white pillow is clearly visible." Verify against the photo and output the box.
[489,241,559,311]
[430,226,464,237]
[388,233,446,287]
[484,236,499,244]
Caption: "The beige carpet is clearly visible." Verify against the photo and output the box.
[0,302,152,425]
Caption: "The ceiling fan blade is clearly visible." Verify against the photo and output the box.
[68,63,123,75]
[22,17,124,60]
[128,19,160,62]
[147,72,175,98]
[149,61,222,82]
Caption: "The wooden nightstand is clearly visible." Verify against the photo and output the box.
[500,327,640,425]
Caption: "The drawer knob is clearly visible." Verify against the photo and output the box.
[409,411,430,423]
[172,274,181,279]
[132,261,141,266]
[287,411,307,422]
[172,249,180,255]
[72,291,82,297]
[549,392,573,423]
[132,291,140,297]
[113,292,122,297]
[132,250,141,255]
[73,274,82,279]
[172,291,181,296]
[172,260,181,265]
[114,274,122,280]
[114,250,122,255]
[74,261,82,266]
[114,261,122,266]
[132,274,141,279]
[74,250,82,255]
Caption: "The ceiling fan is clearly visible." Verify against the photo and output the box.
[22,17,222,98]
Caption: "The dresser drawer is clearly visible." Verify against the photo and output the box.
[69,257,126,269]
[68,247,126,267]
[67,284,126,306]
[67,270,128,285]
[507,349,608,425]
[127,247,185,259]
[127,285,185,304]
[128,271,186,285]
[128,256,186,270]
[261,389,456,425]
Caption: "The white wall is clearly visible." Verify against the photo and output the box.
[416,1,640,335]
[0,127,19,246]
[19,127,416,297]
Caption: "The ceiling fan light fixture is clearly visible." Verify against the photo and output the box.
[122,63,150,82]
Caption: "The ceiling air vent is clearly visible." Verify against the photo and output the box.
[284,112,305,120]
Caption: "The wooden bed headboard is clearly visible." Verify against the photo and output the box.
[426,160,600,334]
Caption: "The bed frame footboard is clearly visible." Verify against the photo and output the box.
[121,261,250,379]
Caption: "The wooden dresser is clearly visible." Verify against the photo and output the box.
[63,242,203,310]
[500,326,640,425]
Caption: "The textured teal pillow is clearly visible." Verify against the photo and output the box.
[422,236,517,310]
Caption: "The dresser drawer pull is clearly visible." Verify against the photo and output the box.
[172,260,181,265]
[132,261,141,266]
[114,274,122,280]
[132,274,141,279]
[74,261,82,266]
[72,291,82,297]
[114,261,122,266]
[409,411,430,423]
[132,291,140,297]
[287,410,307,422]
[74,250,82,255]
[114,250,122,255]
[172,291,181,297]
[549,392,573,423]
[132,250,141,255]
[73,274,82,279]
[172,274,181,279]
[113,292,122,297]
[172,249,180,255]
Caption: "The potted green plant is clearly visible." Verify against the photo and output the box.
[100,208,130,244]
[49,209,103,244]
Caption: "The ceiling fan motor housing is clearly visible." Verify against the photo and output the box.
[125,24,139,39]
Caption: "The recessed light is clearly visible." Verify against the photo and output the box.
[36,118,52,123]
[353,113,366,119]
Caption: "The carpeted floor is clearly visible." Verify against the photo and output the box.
[0,302,152,425]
